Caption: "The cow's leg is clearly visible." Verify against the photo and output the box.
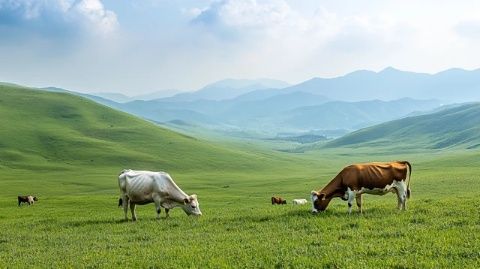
[355,194,363,213]
[155,204,162,219]
[130,202,137,221]
[395,181,407,210]
[152,194,163,219]
[394,188,402,210]
[347,188,355,214]
[165,208,170,218]
[154,201,162,219]
[156,207,162,219]
[122,195,129,221]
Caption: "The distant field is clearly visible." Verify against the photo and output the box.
[0,86,479,267]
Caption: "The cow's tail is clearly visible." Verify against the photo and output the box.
[118,169,129,208]
[403,161,412,199]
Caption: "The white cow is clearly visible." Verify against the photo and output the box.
[292,199,308,205]
[118,169,202,221]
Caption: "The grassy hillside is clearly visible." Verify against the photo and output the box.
[324,103,480,150]
[0,85,291,173]
[1,84,479,268]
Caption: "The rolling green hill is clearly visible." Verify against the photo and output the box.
[324,103,480,150]
[1,84,480,268]
[0,84,289,172]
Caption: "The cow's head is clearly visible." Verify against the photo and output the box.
[182,194,202,216]
[33,196,38,201]
[310,191,331,213]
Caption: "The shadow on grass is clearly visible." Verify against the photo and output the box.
[63,218,127,228]
[63,215,180,228]
[238,206,401,224]
[284,207,390,218]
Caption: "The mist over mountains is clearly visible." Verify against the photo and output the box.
[279,67,480,102]
[34,67,480,139]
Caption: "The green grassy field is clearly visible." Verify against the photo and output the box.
[1,86,479,268]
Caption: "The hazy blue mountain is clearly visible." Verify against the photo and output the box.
[83,88,444,138]
[93,92,131,103]
[218,92,330,121]
[282,67,480,102]
[206,78,289,89]
[161,78,290,102]
[325,103,480,149]
[282,98,442,130]
[230,88,283,102]
[133,89,182,100]
[31,66,474,139]
[117,99,224,126]
[92,89,182,103]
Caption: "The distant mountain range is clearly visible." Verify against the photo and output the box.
[92,90,182,103]
[325,103,480,150]
[278,67,480,102]
[97,93,441,138]
[21,67,480,139]
[159,78,290,102]
[90,78,289,103]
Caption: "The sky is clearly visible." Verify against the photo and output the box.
[1,0,480,95]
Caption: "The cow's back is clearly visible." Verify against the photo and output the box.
[341,162,408,190]
[118,170,176,195]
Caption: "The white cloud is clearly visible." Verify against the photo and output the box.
[191,0,308,39]
[186,0,413,81]
[0,0,118,37]
[455,20,480,40]
[2,0,480,94]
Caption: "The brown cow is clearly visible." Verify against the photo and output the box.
[271,196,287,205]
[311,161,412,214]
[18,195,38,206]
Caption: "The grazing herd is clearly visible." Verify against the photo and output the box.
[271,197,308,205]
[17,161,413,221]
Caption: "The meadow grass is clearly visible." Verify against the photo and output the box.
[1,86,479,268]
[1,151,479,268]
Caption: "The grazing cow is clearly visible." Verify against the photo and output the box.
[18,195,38,206]
[118,169,202,221]
[292,199,308,205]
[271,196,287,205]
[311,161,412,214]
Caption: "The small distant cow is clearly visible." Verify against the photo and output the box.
[271,196,287,205]
[292,199,308,205]
[18,195,38,206]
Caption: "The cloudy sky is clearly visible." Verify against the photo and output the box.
[1,0,480,95]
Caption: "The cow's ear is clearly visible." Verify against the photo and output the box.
[311,190,319,196]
